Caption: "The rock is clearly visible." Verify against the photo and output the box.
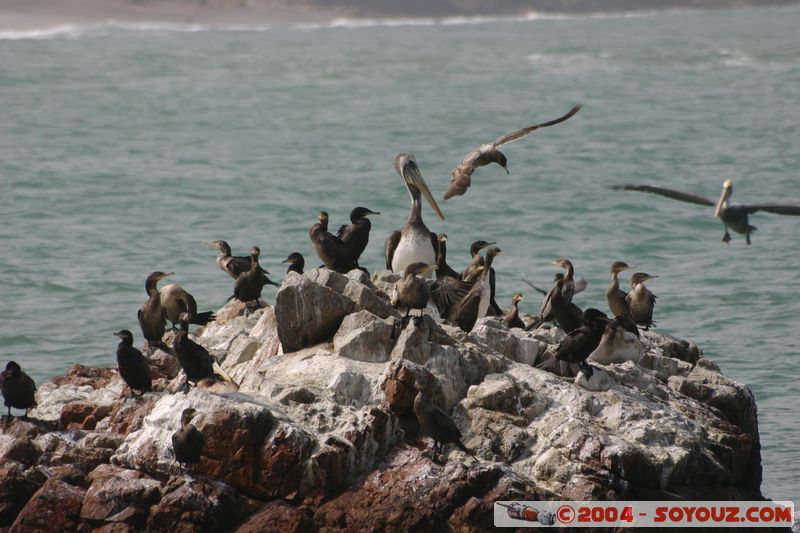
[145,476,244,532]
[11,478,85,531]
[0,461,46,527]
[333,310,395,363]
[148,348,181,381]
[60,400,112,430]
[235,501,314,533]
[574,367,614,392]
[275,272,355,352]
[80,464,160,525]
[389,315,432,363]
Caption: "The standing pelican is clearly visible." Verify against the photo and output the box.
[337,207,380,262]
[613,180,800,244]
[385,153,445,275]
[626,273,658,330]
[444,105,582,200]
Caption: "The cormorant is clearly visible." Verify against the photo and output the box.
[588,316,644,365]
[612,180,800,244]
[233,246,276,312]
[113,330,152,397]
[555,308,610,379]
[526,260,580,332]
[138,271,173,352]
[1,361,36,417]
[337,207,380,262]
[453,247,503,332]
[159,280,217,329]
[444,105,582,200]
[413,375,472,460]
[311,211,360,274]
[627,273,658,330]
[172,407,203,471]
[504,293,525,329]
[461,240,495,282]
[207,240,268,279]
[385,153,444,275]
[435,234,461,280]
[606,261,633,318]
[391,262,436,320]
[282,252,305,275]
[172,314,238,393]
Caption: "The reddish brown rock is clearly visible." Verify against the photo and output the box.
[0,461,46,527]
[258,424,316,500]
[234,501,314,533]
[60,401,112,430]
[11,478,85,531]
[51,365,116,389]
[80,464,160,526]
[145,476,243,533]
[99,394,159,436]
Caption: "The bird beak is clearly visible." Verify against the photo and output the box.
[425,264,438,273]
[504,165,510,174]
[367,210,381,216]
[645,274,659,281]
[713,182,732,219]
[478,241,496,251]
[495,251,506,256]
[549,260,561,267]
[281,258,291,264]
[204,242,216,248]
[160,272,174,280]
[401,158,445,221]
[112,332,121,338]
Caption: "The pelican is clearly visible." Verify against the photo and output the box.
[385,153,445,275]
[444,105,582,200]
[613,180,800,244]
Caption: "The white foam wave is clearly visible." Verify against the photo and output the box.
[0,20,273,40]
[0,24,88,40]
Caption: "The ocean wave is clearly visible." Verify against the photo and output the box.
[0,20,273,40]
[0,24,88,40]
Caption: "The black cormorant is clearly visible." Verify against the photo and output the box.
[114,330,152,397]
[555,308,610,379]
[172,407,203,470]
[444,105,582,199]
[1,361,36,417]
[282,252,305,275]
[413,375,472,460]
[385,153,444,275]
[233,246,277,312]
[337,207,380,262]
[435,234,461,280]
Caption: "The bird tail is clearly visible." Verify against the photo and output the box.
[212,359,239,389]
[193,311,216,326]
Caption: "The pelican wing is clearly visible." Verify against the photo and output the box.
[384,231,401,270]
[612,184,714,206]
[493,105,582,146]
[742,203,800,216]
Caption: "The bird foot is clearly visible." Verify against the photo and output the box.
[722,232,731,244]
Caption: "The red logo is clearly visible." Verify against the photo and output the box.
[557,505,575,524]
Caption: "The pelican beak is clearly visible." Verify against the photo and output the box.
[713,180,732,219]
[399,155,445,221]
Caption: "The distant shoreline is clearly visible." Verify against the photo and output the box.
[1,0,797,31]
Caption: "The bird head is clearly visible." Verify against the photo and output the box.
[469,240,496,256]
[714,180,734,219]
[351,207,380,220]
[394,153,445,221]
[113,330,134,345]
[180,408,198,426]
[631,272,658,286]
[282,252,303,265]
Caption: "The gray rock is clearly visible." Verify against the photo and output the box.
[333,310,396,363]
[389,316,431,364]
[275,272,355,353]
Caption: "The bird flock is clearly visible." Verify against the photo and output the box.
[5,104,800,464]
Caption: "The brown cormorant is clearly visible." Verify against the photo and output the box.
[555,308,610,379]
[113,330,152,397]
[606,261,633,318]
[1,361,36,417]
[282,252,305,275]
[391,262,436,320]
[444,105,582,200]
[337,207,380,262]
[138,271,173,352]
[613,180,800,244]
[159,279,217,329]
[626,273,658,330]
[453,247,503,332]
[413,375,472,459]
[526,260,580,332]
[435,234,461,280]
[504,293,525,329]
[172,407,203,470]
[385,153,444,275]
[461,240,495,282]
[588,316,644,365]
[311,211,360,274]
[207,240,269,279]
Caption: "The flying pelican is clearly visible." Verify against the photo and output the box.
[613,180,800,244]
[444,105,582,200]
[385,153,445,275]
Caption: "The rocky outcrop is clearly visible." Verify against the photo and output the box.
[0,269,774,531]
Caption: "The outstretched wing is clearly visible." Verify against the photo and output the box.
[573,277,588,295]
[612,184,714,207]
[445,150,479,200]
[742,203,800,216]
[493,104,582,146]
[521,277,549,296]
[430,277,474,317]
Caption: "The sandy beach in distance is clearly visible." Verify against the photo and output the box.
[0,0,343,30]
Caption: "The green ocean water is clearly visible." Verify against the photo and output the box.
[1,5,798,504]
